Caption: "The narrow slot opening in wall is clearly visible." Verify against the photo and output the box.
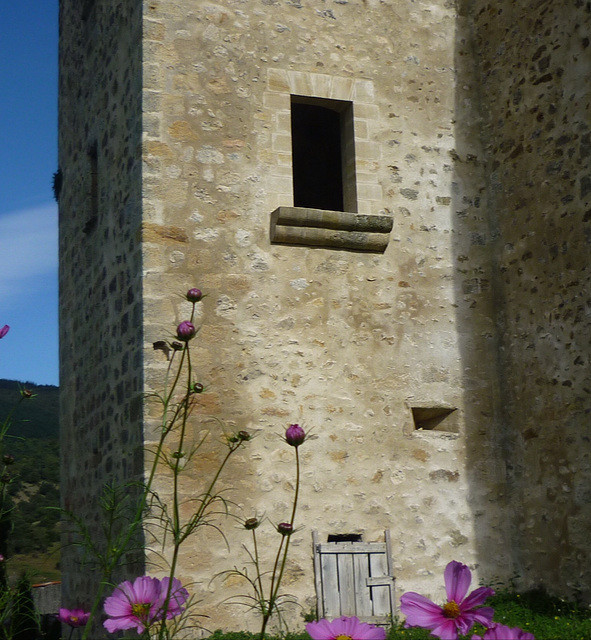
[82,0,96,21]
[290,95,357,213]
[84,143,99,234]
[411,407,458,433]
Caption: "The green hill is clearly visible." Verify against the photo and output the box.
[0,379,59,440]
[0,380,60,581]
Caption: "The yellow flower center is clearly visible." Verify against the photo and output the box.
[131,602,151,619]
[335,635,353,640]
[71,616,78,623]
[442,601,461,619]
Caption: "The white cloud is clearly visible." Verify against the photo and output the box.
[0,204,58,306]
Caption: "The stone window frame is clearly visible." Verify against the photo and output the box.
[264,69,391,253]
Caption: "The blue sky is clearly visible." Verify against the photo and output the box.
[0,2,59,386]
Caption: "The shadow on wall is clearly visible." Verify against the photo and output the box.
[454,0,591,601]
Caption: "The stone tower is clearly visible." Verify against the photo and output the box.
[58,0,591,633]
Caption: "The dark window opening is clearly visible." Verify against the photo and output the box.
[327,533,362,543]
[291,96,356,213]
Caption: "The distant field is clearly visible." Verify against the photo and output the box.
[8,543,61,584]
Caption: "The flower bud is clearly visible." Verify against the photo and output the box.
[192,382,204,394]
[285,424,305,447]
[186,288,203,303]
[228,430,252,444]
[2,454,15,466]
[176,321,196,341]
[171,341,184,351]
[21,389,33,399]
[277,522,293,536]
[244,517,260,530]
[0,325,9,339]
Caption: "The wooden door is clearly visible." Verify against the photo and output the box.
[312,531,395,624]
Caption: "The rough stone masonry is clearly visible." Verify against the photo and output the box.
[58,0,591,634]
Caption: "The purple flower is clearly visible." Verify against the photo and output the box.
[176,321,196,341]
[306,615,386,640]
[0,325,9,339]
[186,288,203,302]
[400,561,495,640]
[103,575,188,634]
[57,608,90,628]
[285,423,306,447]
[472,623,535,640]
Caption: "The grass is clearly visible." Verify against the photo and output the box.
[6,542,61,584]
[208,587,591,640]
[481,586,591,640]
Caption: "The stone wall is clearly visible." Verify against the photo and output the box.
[466,0,591,599]
[58,0,145,613]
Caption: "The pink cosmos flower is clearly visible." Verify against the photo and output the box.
[400,561,495,640]
[0,325,9,339]
[471,623,535,640]
[159,576,190,619]
[104,576,162,634]
[103,575,188,634]
[306,615,386,640]
[57,607,90,627]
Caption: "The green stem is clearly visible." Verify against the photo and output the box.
[260,535,285,640]
[172,344,192,541]
[252,529,265,611]
[272,447,300,603]
[0,392,27,440]
[81,580,107,640]
[259,445,301,639]
[179,444,237,545]
[156,341,193,640]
